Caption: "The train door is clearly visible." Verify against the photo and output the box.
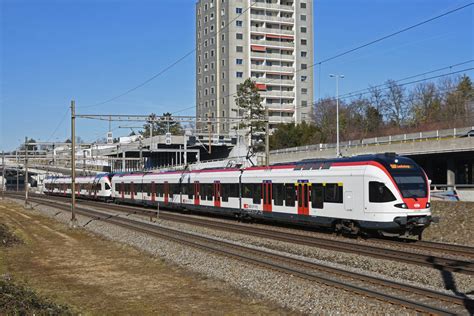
[262,181,272,212]
[121,182,124,199]
[164,181,169,205]
[194,181,200,205]
[214,181,221,207]
[94,182,98,199]
[131,182,134,200]
[151,182,156,203]
[344,191,353,212]
[297,181,310,216]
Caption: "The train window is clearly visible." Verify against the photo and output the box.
[105,183,111,190]
[221,183,229,202]
[273,183,284,206]
[230,183,239,198]
[156,184,163,197]
[311,184,324,209]
[253,183,261,204]
[324,183,343,203]
[369,181,396,203]
[285,184,295,207]
[188,183,194,199]
[242,183,253,199]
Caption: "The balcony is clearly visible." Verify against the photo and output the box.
[250,51,295,61]
[261,90,295,97]
[250,14,295,24]
[251,64,294,73]
[250,26,294,36]
[253,2,294,12]
[254,78,295,85]
[268,115,295,124]
[251,39,295,48]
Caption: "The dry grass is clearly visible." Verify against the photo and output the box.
[0,200,288,315]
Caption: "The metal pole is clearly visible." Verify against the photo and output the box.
[2,150,5,199]
[336,77,340,158]
[265,107,270,167]
[24,137,28,207]
[208,110,212,154]
[71,101,77,226]
[139,139,143,170]
[83,150,86,175]
[184,134,187,166]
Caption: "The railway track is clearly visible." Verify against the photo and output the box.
[10,192,474,274]
[69,198,474,275]
[11,194,474,315]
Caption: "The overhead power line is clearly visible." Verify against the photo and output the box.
[340,60,474,98]
[81,1,257,109]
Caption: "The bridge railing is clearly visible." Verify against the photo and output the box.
[270,126,474,154]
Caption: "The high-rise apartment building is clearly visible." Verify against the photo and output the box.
[196,0,313,134]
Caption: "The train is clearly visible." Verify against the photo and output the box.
[43,153,433,238]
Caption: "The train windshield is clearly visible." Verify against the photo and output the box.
[388,162,427,198]
[392,174,427,198]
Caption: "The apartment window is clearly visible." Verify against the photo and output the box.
[222,46,225,53]
[211,100,215,107]
[221,8,225,15]
[211,38,214,44]
[236,46,243,52]
[210,25,214,32]
[221,72,225,79]
[204,40,208,47]
[301,64,307,70]
[204,52,208,59]
[221,34,225,41]
[301,27,307,33]
[205,88,208,96]
[300,2,307,9]
[301,51,307,57]
[210,13,214,20]
[301,39,307,45]
[236,7,242,14]
[210,50,215,57]
[222,59,225,66]
[204,64,208,71]
[204,4,207,10]
[301,101,308,107]
[301,15,306,21]
[236,58,243,65]
[204,16,208,23]
[205,101,208,107]
[236,72,243,78]
[211,74,215,82]
[211,87,215,94]
[222,85,225,91]
[301,88,307,94]
[211,62,215,69]
[301,75,307,81]
[204,28,208,35]
[236,20,243,27]
[204,76,208,83]
[236,33,243,40]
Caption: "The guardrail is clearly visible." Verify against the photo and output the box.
[271,126,474,155]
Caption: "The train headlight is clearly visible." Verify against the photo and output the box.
[426,202,431,208]
[394,203,408,209]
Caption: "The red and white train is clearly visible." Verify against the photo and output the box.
[43,153,432,237]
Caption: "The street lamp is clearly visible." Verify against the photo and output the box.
[329,74,344,158]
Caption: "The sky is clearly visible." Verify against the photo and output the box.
[1,0,473,151]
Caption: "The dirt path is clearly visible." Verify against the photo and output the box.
[0,200,289,315]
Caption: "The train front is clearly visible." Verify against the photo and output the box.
[380,156,432,238]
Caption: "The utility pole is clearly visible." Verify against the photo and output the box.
[70,101,77,227]
[265,107,270,167]
[139,138,143,170]
[207,110,212,154]
[83,150,86,175]
[2,150,5,199]
[24,137,28,207]
[330,74,344,158]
